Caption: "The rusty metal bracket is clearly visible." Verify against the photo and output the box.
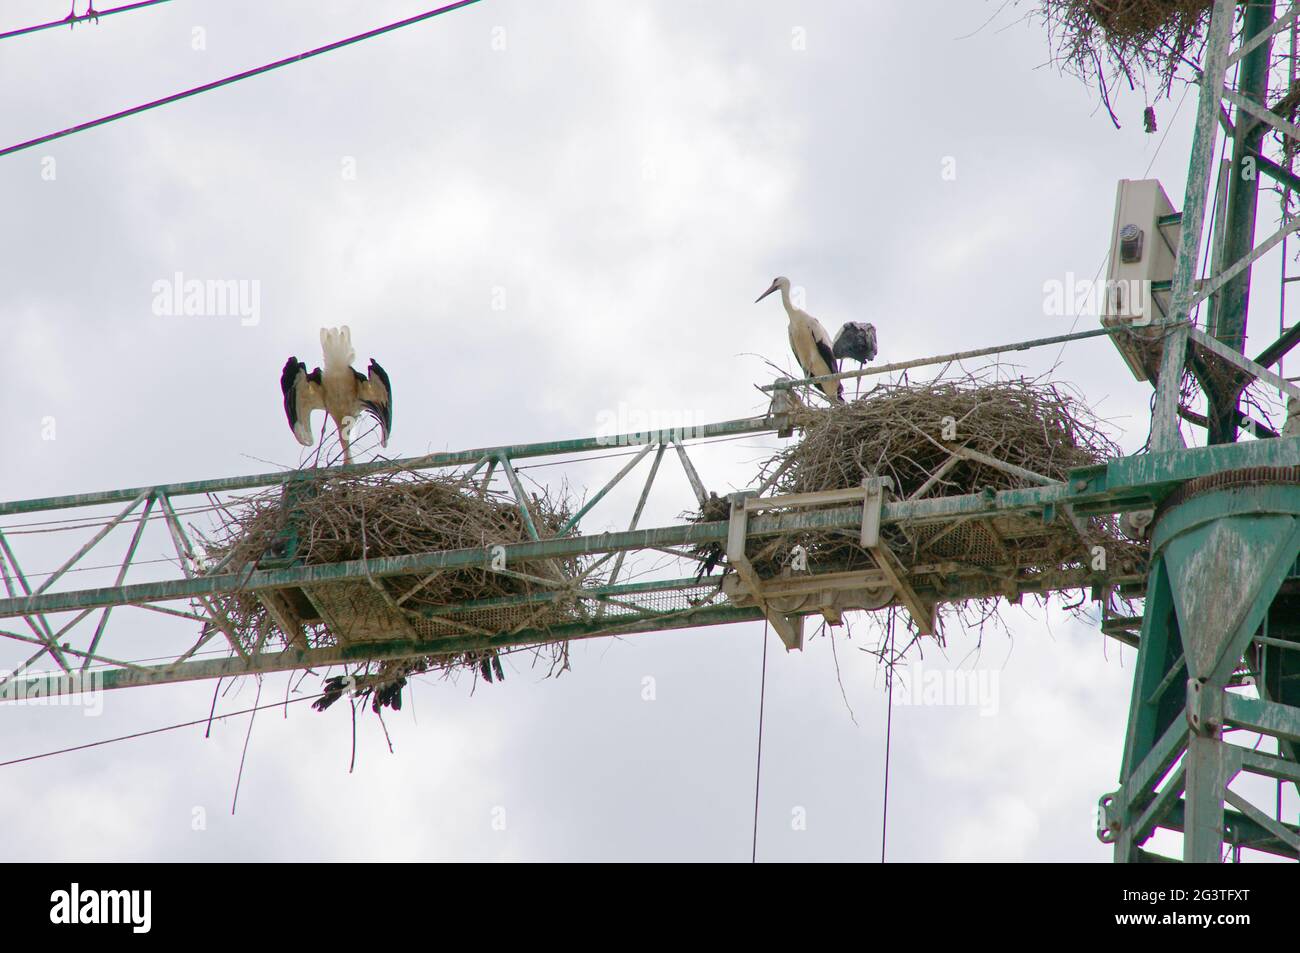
[861,477,935,635]
[726,490,804,651]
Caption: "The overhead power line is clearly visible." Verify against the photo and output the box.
[0,0,485,159]
[0,690,323,768]
[0,0,175,42]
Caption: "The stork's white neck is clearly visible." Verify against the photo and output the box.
[778,284,800,320]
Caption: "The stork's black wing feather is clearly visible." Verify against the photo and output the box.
[831,326,854,360]
[369,359,392,432]
[354,359,393,443]
[812,336,844,402]
[695,543,724,581]
[832,322,878,363]
[312,675,349,713]
[371,678,405,713]
[281,357,305,430]
[814,336,839,378]
[281,358,323,444]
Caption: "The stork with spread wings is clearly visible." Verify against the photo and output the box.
[281,326,392,465]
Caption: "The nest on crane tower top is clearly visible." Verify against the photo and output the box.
[199,469,580,698]
[718,373,1147,597]
[1038,0,1212,105]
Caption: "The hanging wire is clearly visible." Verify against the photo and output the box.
[881,628,895,863]
[230,674,262,814]
[751,619,769,863]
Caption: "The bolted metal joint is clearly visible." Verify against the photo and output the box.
[1120,507,1155,539]
[1186,678,1223,736]
[768,390,800,438]
[1096,791,1121,844]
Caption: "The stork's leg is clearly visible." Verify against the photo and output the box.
[332,416,353,466]
[315,416,329,468]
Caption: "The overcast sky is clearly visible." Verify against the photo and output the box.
[1,0,1293,862]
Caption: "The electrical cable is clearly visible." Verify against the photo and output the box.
[0,0,485,159]
[0,0,174,42]
[0,688,324,768]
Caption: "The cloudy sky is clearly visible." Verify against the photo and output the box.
[1,0,1293,862]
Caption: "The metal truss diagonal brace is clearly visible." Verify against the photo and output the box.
[674,439,708,507]
[1224,86,1300,146]
[496,452,541,541]
[33,490,148,596]
[1228,4,1300,67]
[83,493,155,670]
[559,442,654,536]
[0,530,74,673]
[1189,325,1300,399]
[155,491,250,663]
[1192,214,1300,314]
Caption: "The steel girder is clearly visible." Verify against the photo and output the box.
[1103,476,1300,862]
[0,403,1294,702]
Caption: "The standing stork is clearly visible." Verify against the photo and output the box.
[755,276,844,403]
[832,321,878,398]
[280,326,392,465]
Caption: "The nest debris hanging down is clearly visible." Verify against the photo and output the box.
[199,469,583,714]
[693,374,1148,632]
[1035,0,1214,123]
[687,492,731,582]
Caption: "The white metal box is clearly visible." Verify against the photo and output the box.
[1102,178,1180,380]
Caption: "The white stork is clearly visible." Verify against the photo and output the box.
[755,276,844,403]
[280,326,392,465]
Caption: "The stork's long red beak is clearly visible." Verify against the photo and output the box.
[755,284,778,303]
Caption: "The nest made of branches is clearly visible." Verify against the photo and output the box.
[696,374,1147,595]
[200,469,582,701]
[1036,0,1214,119]
[774,377,1112,494]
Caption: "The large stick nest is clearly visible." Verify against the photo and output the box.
[698,374,1147,594]
[1036,0,1214,117]
[200,469,582,707]
[772,377,1112,498]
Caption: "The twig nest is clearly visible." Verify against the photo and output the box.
[199,469,582,692]
[701,374,1146,586]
